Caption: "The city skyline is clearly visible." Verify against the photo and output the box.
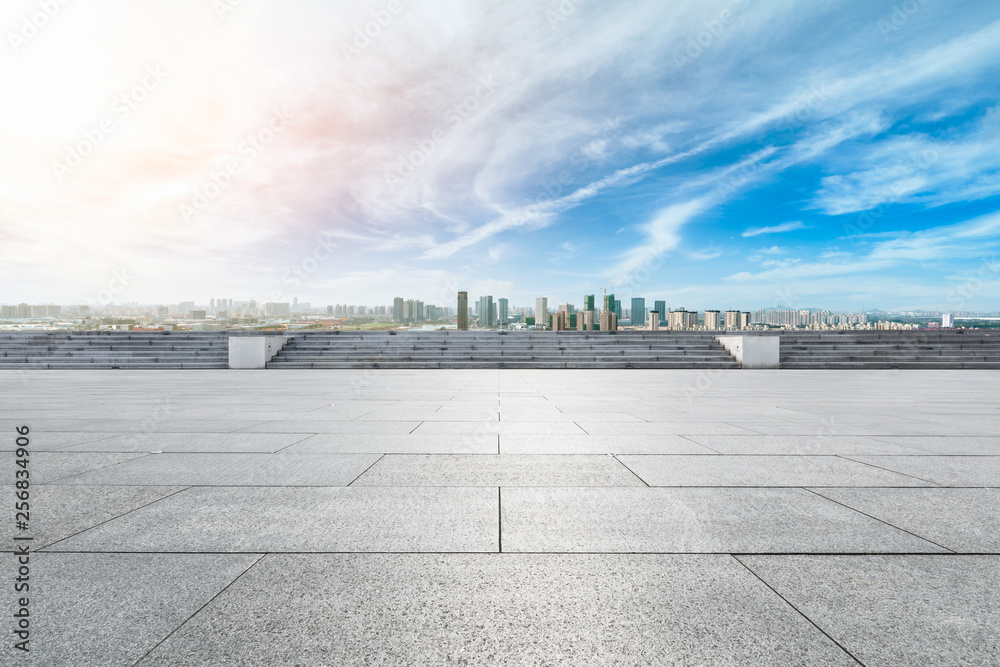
[2,1,1000,311]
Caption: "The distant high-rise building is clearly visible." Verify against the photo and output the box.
[392,297,405,323]
[614,299,621,317]
[552,310,567,331]
[326,305,333,315]
[535,297,548,329]
[668,309,697,330]
[584,295,595,312]
[740,312,751,329]
[654,300,666,324]
[942,313,955,328]
[498,298,508,327]
[704,310,721,330]
[604,293,615,313]
[264,302,289,317]
[599,309,618,331]
[724,310,742,330]
[648,311,660,331]
[457,292,468,330]
[630,297,645,326]
[478,296,495,327]
[192,309,208,319]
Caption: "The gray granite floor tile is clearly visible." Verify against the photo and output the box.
[680,434,929,455]
[576,422,758,435]
[29,452,150,483]
[2,553,259,666]
[812,488,1000,552]
[501,434,716,455]
[741,555,1000,666]
[847,455,1000,486]
[137,554,856,666]
[61,432,312,453]
[617,455,933,487]
[284,433,499,454]
[47,487,498,552]
[869,436,1000,455]
[352,454,644,487]
[238,420,422,434]
[51,453,380,486]
[1,485,186,550]
[501,488,946,553]
[0,432,118,451]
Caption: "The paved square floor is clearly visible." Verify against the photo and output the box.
[2,369,998,665]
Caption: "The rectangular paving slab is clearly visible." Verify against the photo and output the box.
[46,487,499,552]
[845,455,1000,486]
[812,488,1000,552]
[5,553,259,667]
[284,433,499,454]
[136,553,857,666]
[740,555,1000,666]
[679,434,929,455]
[869,436,1000,455]
[351,454,645,487]
[50,453,380,486]
[61,432,312,453]
[500,433,717,455]
[616,454,935,487]
[501,487,946,553]
[1,485,186,550]
[31,452,150,483]
[238,420,422,434]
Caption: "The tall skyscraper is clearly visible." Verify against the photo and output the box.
[393,297,405,323]
[478,296,495,327]
[724,310,741,330]
[704,310,721,330]
[603,293,615,313]
[654,300,666,325]
[497,298,508,327]
[630,297,645,326]
[584,295,595,312]
[457,292,468,330]
[535,297,548,329]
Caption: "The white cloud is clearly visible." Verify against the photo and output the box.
[742,221,806,237]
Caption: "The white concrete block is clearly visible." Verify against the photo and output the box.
[229,336,290,369]
[716,335,779,369]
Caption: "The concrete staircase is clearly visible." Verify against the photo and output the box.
[0,331,229,369]
[779,330,1000,369]
[266,331,741,369]
[2,329,998,370]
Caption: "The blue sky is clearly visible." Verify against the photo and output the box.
[2,0,1000,311]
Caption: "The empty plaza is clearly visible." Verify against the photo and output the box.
[2,368,999,665]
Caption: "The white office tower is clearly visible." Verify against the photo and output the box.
[535,297,548,329]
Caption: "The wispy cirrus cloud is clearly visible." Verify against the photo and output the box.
[742,221,806,237]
